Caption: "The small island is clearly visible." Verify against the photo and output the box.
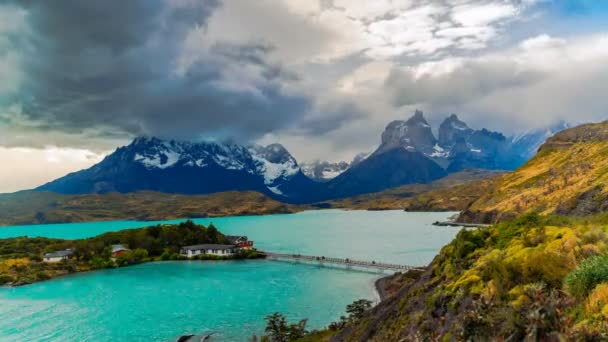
[0,220,261,286]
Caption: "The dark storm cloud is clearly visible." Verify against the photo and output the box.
[5,0,311,144]
[296,103,365,136]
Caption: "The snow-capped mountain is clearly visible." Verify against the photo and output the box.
[369,111,522,172]
[248,143,300,195]
[36,137,322,202]
[301,160,350,182]
[510,121,570,161]
[323,110,542,198]
[34,114,568,203]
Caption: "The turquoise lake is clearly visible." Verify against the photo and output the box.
[0,210,460,341]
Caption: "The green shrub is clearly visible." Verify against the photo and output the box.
[160,250,172,261]
[565,255,608,298]
[0,274,15,285]
[35,271,50,281]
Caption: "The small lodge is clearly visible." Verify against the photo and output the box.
[43,249,74,263]
[111,244,130,258]
[226,235,254,249]
[180,244,237,258]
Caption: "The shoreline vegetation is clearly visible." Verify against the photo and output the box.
[0,220,262,287]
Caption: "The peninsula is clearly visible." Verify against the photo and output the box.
[0,220,260,286]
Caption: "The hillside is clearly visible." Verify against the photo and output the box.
[0,191,300,226]
[460,121,608,223]
[329,169,504,211]
[323,214,608,341]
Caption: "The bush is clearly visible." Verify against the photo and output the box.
[586,283,608,314]
[160,250,172,261]
[566,255,608,298]
[0,274,15,285]
[35,271,50,281]
[132,248,149,261]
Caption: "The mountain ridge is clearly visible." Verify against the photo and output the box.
[34,112,570,202]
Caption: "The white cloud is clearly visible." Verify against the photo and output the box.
[185,0,537,65]
[333,0,415,21]
[451,2,518,27]
[0,147,106,193]
[385,34,608,132]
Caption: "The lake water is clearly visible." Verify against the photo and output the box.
[0,210,460,341]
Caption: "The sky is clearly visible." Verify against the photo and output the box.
[1,0,608,193]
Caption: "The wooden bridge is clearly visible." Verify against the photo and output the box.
[262,251,423,273]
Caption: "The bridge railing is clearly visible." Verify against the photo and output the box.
[262,252,422,271]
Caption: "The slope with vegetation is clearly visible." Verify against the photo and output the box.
[460,121,608,223]
[0,191,300,226]
[328,169,503,211]
[304,214,608,341]
[280,122,608,341]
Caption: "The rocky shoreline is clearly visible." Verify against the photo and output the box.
[373,267,427,302]
[374,275,391,301]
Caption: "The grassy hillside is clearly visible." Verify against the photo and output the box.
[328,169,503,211]
[0,191,301,226]
[460,121,608,223]
[316,214,608,341]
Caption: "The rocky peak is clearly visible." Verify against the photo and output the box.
[378,110,436,155]
[249,143,295,165]
[301,160,350,182]
[406,109,427,125]
[438,114,472,146]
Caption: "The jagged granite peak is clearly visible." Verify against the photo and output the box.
[249,143,293,164]
[377,110,437,155]
[438,114,473,146]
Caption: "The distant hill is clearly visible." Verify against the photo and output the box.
[460,121,608,223]
[328,169,504,211]
[0,191,301,226]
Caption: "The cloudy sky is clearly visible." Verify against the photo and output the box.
[1,0,608,193]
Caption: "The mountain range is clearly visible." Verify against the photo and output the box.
[35,111,569,202]
[301,152,369,182]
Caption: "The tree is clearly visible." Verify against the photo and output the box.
[207,224,220,243]
[132,248,149,261]
[287,319,308,340]
[345,299,373,322]
[102,246,112,260]
[263,313,308,342]
[264,313,289,342]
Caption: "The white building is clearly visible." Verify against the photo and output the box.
[43,249,74,262]
[180,244,237,258]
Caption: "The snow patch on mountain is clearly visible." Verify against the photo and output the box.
[251,153,299,186]
[133,150,181,169]
[429,144,449,158]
